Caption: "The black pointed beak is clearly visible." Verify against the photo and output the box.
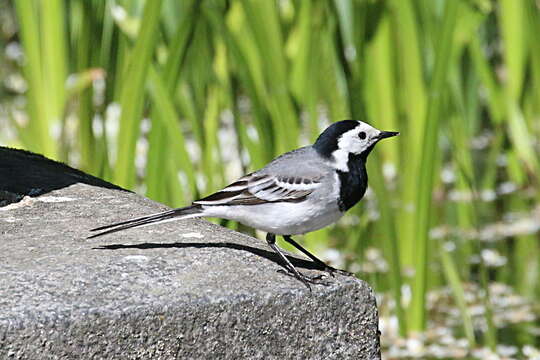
[378,131,399,140]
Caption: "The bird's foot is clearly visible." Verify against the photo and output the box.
[322,265,354,277]
[277,269,332,290]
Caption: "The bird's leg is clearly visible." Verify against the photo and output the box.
[265,233,327,290]
[282,235,354,277]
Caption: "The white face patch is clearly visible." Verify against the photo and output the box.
[332,121,382,171]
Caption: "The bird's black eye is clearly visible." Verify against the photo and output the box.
[358,131,367,140]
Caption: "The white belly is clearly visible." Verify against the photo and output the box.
[201,202,343,235]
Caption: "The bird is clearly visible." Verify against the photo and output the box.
[89,120,398,289]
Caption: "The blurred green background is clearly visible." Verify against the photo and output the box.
[1,0,539,357]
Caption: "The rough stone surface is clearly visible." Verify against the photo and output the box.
[0,148,381,359]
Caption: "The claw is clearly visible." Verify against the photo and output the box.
[323,266,354,277]
[281,235,355,279]
[277,269,331,289]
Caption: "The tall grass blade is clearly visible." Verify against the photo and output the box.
[409,0,459,332]
[114,0,163,189]
[388,0,427,269]
[438,238,476,347]
[13,0,56,157]
[146,1,198,203]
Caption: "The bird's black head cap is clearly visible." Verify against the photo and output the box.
[313,120,359,157]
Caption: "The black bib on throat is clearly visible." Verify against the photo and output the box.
[336,153,368,212]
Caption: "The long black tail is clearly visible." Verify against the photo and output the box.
[88,205,203,239]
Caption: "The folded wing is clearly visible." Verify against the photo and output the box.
[194,174,321,206]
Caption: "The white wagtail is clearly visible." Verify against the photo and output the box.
[89,120,398,288]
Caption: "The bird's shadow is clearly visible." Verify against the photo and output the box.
[93,241,324,272]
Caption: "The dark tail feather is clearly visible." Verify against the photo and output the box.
[87,205,202,239]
